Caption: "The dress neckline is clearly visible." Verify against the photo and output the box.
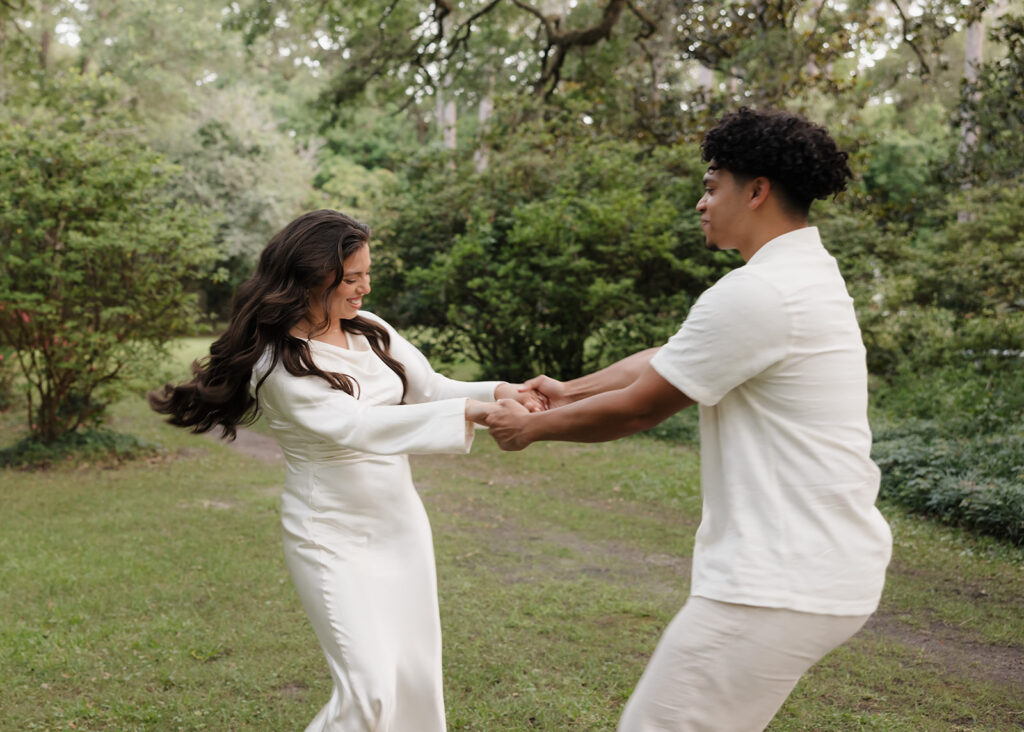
[307,334,371,355]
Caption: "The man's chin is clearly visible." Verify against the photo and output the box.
[703,240,720,252]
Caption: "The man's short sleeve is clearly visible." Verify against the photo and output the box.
[651,270,790,406]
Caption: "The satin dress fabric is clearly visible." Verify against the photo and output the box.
[250,313,498,732]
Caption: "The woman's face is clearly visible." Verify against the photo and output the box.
[312,245,372,322]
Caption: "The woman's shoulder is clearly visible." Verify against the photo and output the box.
[356,310,390,329]
[249,348,338,404]
[252,348,276,377]
[355,310,405,340]
[250,349,277,394]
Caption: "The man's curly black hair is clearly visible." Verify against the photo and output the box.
[701,107,852,216]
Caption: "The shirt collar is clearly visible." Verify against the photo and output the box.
[746,226,823,265]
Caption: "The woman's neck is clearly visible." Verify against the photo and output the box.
[293,318,350,349]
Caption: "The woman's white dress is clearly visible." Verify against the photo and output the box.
[250,312,498,732]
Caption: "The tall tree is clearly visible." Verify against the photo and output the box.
[0,0,317,315]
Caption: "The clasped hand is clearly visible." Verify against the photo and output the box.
[465,375,565,451]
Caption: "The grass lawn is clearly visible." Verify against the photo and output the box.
[1,340,1021,730]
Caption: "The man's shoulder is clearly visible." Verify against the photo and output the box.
[724,237,844,299]
[702,263,786,310]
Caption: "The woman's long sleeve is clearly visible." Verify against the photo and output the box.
[257,364,473,456]
[367,314,501,404]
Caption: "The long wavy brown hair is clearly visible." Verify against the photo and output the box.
[149,209,408,439]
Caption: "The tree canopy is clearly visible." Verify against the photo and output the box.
[1,0,1022,445]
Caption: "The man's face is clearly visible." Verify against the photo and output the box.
[695,165,749,252]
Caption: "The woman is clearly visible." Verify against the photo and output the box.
[150,210,543,731]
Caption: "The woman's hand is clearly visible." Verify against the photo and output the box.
[494,382,548,412]
[518,374,569,409]
[465,398,498,425]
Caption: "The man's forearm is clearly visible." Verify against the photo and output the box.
[490,362,692,451]
[524,386,663,444]
[522,363,694,446]
[562,347,660,402]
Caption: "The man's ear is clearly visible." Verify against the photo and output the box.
[747,176,771,211]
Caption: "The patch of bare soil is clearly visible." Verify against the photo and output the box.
[862,613,1024,687]
[275,681,308,699]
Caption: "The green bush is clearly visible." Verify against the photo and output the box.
[955,14,1024,184]
[870,352,1024,545]
[377,104,737,380]
[0,74,214,444]
[873,431,1024,545]
[0,427,159,469]
[846,179,1024,380]
[871,354,1024,438]
[642,408,700,444]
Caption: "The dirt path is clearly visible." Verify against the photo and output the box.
[208,425,283,462]
[860,613,1023,687]
[219,427,1024,692]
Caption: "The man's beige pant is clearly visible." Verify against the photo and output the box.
[618,596,870,732]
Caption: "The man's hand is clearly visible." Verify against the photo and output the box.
[485,398,533,451]
[494,382,548,412]
[519,374,569,409]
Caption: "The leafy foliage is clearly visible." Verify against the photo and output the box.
[956,13,1024,183]
[848,180,1024,378]
[0,427,158,469]
[0,0,317,323]
[376,105,736,380]
[827,160,1024,546]
[230,1,986,105]
[849,104,958,228]
[873,427,1024,545]
[0,75,214,443]
[156,85,315,317]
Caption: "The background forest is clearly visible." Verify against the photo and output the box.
[1,0,1022,542]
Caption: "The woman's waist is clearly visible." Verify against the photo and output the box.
[282,454,412,499]
[280,458,423,527]
[280,445,405,469]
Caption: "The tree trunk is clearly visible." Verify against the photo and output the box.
[474,94,493,173]
[39,27,51,70]
[697,64,713,92]
[438,75,456,171]
[963,19,984,125]
[443,98,457,150]
[959,18,985,222]
[37,1,57,70]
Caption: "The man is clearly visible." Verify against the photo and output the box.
[482,108,893,731]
